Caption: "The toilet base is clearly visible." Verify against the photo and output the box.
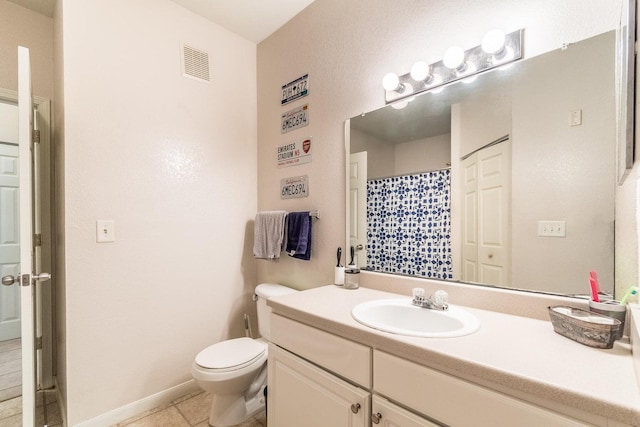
[208,384,267,427]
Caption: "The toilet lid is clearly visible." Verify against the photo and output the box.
[195,337,266,370]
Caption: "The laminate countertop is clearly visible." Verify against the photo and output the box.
[268,285,640,426]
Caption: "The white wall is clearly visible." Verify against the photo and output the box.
[0,0,54,99]
[511,32,615,294]
[394,134,451,176]
[57,0,257,424]
[257,0,624,290]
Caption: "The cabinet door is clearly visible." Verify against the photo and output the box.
[372,395,441,427]
[268,344,370,427]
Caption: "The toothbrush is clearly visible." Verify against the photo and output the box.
[590,271,600,297]
[589,276,600,302]
[619,286,639,305]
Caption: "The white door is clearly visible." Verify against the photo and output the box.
[17,45,49,427]
[0,142,21,341]
[349,151,367,267]
[461,140,511,285]
[268,344,370,427]
[371,395,440,427]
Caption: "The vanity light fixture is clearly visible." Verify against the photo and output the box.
[383,28,523,104]
[382,72,413,95]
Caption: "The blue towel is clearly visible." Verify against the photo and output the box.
[285,211,312,260]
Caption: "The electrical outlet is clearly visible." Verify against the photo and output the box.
[570,109,582,126]
[96,220,115,243]
[537,220,566,237]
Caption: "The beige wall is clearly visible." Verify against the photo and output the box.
[257,0,623,290]
[0,0,54,99]
[394,134,451,176]
[511,32,615,294]
[56,0,257,424]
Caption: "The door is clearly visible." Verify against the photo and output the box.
[371,395,440,427]
[461,140,511,285]
[0,141,21,341]
[15,45,49,427]
[268,344,370,427]
[349,151,367,267]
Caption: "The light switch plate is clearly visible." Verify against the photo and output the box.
[96,220,115,243]
[537,220,566,237]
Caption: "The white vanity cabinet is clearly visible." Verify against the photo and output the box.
[374,350,591,427]
[269,313,595,426]
[268,344,370,427]
[371,395,440,427]
[268,314,372,427]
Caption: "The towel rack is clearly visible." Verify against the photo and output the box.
[309,210,320,219]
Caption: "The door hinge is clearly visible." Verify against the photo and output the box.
[36,336,42,350]
[32,129,40,144]
[34,234,41,247]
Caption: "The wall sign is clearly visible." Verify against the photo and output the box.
[281,175,309,199]
[281,74,309,105]
[281,104,309,134]
[277,137,312,168]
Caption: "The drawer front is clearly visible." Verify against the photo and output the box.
[374,350,589,427]
[270,314,372,388]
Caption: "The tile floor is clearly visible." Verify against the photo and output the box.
[0,339,21,402]
[116,391,266,427]
[0,389,62,427]
[0,389,265,427]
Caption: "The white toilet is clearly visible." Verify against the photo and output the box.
[191,283,297,427]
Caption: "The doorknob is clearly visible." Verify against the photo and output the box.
[32,273,51,282]
[355,244,364,250]
[1,275,18,286]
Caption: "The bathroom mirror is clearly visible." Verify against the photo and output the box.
[346,28,630,297]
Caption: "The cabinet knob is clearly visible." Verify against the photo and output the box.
[371,412,382,424]
[350,403,361,414]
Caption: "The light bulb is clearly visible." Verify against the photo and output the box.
[482,29,506,55]
[410,61,430,81]
[382,72,400,91]
[443,46,465,69]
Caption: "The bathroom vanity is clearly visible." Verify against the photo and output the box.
[267,285,640,427]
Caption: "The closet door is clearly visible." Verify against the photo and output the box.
[461,140,511,285]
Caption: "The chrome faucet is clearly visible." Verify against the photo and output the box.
[412,288,449,311]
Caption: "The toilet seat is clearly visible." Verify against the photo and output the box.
[195,337,266,372]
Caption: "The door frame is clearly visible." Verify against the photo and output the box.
[0,87,54,391]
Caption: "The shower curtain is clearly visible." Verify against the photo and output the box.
[366,169,452,280]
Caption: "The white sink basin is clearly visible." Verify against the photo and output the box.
[351,298,480,338]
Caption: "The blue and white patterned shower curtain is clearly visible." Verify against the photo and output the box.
[366,169,452,279]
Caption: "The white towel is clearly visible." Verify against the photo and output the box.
[253,211,287,260]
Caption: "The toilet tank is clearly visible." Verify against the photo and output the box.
[255,283,297,340]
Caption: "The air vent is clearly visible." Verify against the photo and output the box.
[181,44,210,83]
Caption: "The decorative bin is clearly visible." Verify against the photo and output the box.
[548,306,621,349]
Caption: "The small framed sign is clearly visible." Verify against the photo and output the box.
[281,74,309,105]
[281,175,309,199]
[277,137,312,168]
[281,104,309,134]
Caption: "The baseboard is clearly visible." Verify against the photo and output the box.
[73,379,200,427]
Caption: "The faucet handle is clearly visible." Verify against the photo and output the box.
[433,290,448,307]
[412,288,425,299]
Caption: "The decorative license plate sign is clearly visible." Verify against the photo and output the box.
[281,74,309,105]
[281,104,309,134]
[277,137,312,168]
[281,175,309,199]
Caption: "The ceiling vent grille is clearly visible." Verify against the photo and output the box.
[182,44,210,83]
